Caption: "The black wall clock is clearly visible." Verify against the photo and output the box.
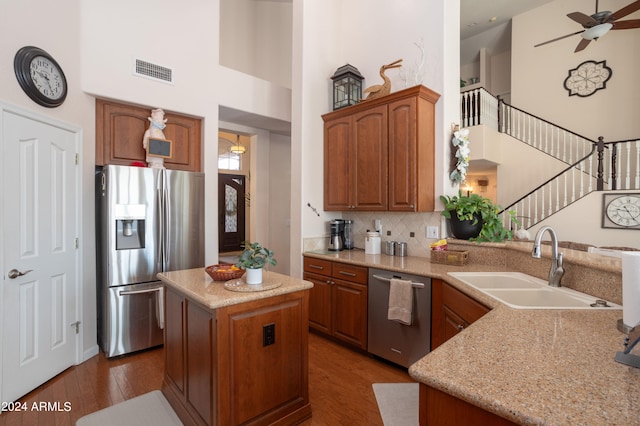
[14,46,68,108]
[563,60,611,97]
[602,193,640,230]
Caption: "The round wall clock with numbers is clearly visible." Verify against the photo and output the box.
[14,46,68,108]
[603,193,640,230]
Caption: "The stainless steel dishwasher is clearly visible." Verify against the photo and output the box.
[368,268,431,367]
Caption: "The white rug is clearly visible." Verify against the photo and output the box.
[76,390,182,426]
[373,383,419,426]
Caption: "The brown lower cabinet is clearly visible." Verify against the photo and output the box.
[162,286,312,425]
[431,278,490,349]
[425,279,517,425]
[303,257,368,350]
[419,384,518,426]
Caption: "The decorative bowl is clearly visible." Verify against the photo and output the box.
[205,264,245,281]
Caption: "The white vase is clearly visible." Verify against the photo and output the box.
[245,267,263,285]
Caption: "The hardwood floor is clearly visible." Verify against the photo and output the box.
[0,333,412,425]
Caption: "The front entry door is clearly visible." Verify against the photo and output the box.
[218,174,246,253]
[2,109,79,403]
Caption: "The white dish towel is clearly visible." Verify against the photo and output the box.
[388,278,413,325]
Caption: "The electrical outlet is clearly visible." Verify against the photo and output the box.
[427,226,439,239]
[263,323,275,346]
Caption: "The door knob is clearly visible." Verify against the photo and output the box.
[8,269,33,279]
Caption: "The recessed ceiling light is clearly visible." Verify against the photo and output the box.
[489,16,497,22]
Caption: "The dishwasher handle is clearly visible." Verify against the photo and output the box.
[371,274,425,289]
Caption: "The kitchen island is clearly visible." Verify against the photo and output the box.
[158,268,313,426]
[304,241,640,425]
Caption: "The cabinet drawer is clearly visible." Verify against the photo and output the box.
[331,262,368,284]
[303,257,332,277]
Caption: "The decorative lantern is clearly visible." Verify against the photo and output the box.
[331,64,364,110]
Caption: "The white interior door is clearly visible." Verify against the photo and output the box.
[1,110,79,403]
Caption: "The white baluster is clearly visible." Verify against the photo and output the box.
[625,142,631,189]
[635,141,640,189]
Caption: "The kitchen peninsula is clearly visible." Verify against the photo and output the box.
[304,240,640,425]
[158,268,313,426]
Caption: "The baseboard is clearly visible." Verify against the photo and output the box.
[82,344,100,363]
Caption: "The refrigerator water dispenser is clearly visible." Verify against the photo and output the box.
[115,204,146,250]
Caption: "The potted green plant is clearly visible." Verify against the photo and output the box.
[439,191,518,242]
[235,241,277,284]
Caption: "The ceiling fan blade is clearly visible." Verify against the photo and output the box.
[567,11,597,27]
[612,19,640,29]
[609,0,640,21]
[534,30,585,48]
[574,38,592,52]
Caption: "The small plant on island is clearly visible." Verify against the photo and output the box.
[235,241,277,270]
[440,191,518,242]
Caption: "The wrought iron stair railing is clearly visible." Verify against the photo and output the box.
[460,87,640,229]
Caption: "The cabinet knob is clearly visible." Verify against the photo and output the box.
[457,324,464,331]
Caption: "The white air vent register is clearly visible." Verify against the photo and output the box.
[133,58,174,84]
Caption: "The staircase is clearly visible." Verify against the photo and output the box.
[461,88,640,230]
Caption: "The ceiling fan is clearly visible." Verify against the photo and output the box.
[534,0,640,52]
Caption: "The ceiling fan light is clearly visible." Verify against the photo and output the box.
[582,22,613,40]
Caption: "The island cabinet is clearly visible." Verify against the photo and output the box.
[162,285,312,425]
[303,257,368,350]
[322,85,440,212]
[95,99,202,172]
[431,278,490,349]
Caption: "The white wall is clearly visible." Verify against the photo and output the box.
[528,191,640,249]
[512,0,640,141]
[220,0,292,88]
[269,134,292,274]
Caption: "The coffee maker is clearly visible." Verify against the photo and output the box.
[328,219,344,251]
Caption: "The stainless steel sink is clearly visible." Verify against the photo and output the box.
[447,272,621,310]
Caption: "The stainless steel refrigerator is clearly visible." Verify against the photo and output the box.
[96,165,204,357]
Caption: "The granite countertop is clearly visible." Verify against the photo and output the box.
[158,268,313,310]
[304,246,640,425]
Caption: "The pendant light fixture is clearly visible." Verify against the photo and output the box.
[229,134,246,155]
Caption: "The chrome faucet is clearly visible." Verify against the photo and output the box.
[531,226,564,287]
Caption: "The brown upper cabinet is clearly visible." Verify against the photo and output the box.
[96,99,202,172]
[322,85,440,212]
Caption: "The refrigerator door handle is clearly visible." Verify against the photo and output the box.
[162,186,169,268]
[118,286,165,330]
[157,184,165,270]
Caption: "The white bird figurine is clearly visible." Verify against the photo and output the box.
[362,59,403,101]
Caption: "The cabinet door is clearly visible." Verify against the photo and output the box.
[352,105,388,210]
[324,116,352,210]
[332,279,368,350]
[388,96,418,211]
[96,99,202,172]
[304,272,332,334]
[432,279,489,349]
[216,291,310,425]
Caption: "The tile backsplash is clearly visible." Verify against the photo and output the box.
[304,211,446,258]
